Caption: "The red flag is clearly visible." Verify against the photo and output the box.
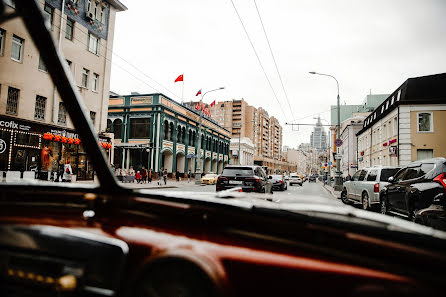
[196,89,202,96]
[210,100,216,107]
[174,74,183,82]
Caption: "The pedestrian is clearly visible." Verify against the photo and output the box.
[55,160,64,182]
[141,166,147,184]
[163,169,168,185]
[148,169,153,183]
[187,170,191,183]
[176,170,180,182]
[157,168,163,185]
[63,160,73,183]
[135,171,141,183]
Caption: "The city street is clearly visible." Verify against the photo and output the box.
[138,179,340,205]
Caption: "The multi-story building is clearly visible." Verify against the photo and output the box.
[211,99,285,174]
[338,114,367,176]
[0,0,127,180]
[310,116,328,151]
[229,137,254,166]
[357,73,446,169]
[108,93,231,175]
[330,94,388,125]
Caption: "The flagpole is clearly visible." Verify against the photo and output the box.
[181,79,184,104]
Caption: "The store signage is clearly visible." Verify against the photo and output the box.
[50,129,79,139]
[383,142,388,147]
[0,120,31,131]
[131,97,153,105]
[350,164,358,169]
[389,146,398,156]
[0,139,6,154]
[358,157,363,162]
[389,139,397,144]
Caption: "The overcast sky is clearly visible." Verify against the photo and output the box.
[110,0,446,148]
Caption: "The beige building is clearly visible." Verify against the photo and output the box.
[357,73,446,169]
[211,98,285,173]
[0,0,126,179]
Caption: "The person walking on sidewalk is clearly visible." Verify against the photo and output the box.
[187,170,191,183]
[135,171,141,184]
[158,168,163,185]
[55,160,64,182]
[176,170,180,182]
[148,169,153,183]
[141,167,147,184]
[163,169,168,185]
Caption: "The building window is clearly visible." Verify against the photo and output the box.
[393,117,398,136]
[100,5,106,23]
[94,1,99,19]
[65,19,74,40]
[113,119,122,139]
[82,68,89,88]
[58,102,67,124]
[6,87,19,115]
[90,111,96,125]
[86,0,92,12]
[66,59,72,70]
[34,95,46,120]
[417,112,433,132]
[383,124,386,140]
[92,73,99,92]
[11,35,24,62]
[417,149,433,161]
[130,118,150,139]
[38,55,47,71]
[0,28,5,56]
[43,3,53,28]
[88,33,99,55]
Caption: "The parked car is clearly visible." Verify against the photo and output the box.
[289,174,303,186]
[216,165,273,193]
[201,173,218,185]
[341,166,400,210]
[380,158,446,230]
[308,175,316,182]
[269,175,288,191]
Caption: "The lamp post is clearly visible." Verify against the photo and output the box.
[309,71,342,190]
[195,87,225,185]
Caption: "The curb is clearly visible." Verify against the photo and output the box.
[124,185,179,190]
[321,184,340,200]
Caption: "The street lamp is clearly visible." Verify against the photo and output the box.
[309,71,343,190]
[195,87,225,185]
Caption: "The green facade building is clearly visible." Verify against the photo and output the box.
[107,93,231,175]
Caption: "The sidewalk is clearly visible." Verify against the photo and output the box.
[321,182,342,200]
[75,178,201,189]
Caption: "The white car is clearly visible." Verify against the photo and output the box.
[289,175,302,186]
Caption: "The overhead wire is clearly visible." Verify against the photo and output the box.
[253,0,295,122]
[229,0,289,122]
[38,0,182,100]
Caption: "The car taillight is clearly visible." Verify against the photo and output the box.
[279,180,283,184]
[238,188,243,192]
[374,183,379,193]
[434,173,446,191]
[218,176,228,183]
[246,178,260,183]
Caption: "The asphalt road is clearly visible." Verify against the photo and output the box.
[146,180,340,205]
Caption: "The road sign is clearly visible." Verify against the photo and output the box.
[335,154,342,160]
[334,138,343,147]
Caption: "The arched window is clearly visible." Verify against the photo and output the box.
[193,131,196,146]
[164,120,169,140]
[169,122,174,141]
[106,119,112,132]
[182,127,186,144]
[177,126,181,143]
[113,119,122,139]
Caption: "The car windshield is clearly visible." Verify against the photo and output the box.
[1,0,446,244]
[380,168,400,182]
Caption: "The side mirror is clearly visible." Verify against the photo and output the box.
[268,176,272,179]
[388,176,394,183]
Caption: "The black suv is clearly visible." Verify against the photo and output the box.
[380,158,446,230]
[216,166,273,193]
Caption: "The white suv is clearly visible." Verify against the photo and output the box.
[289,175,302,186]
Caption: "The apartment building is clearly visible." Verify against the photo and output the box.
[211,99,285,173]
[357,73,446,169]
[0,0,126,180]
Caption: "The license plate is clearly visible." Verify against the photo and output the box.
[229,180,243,184]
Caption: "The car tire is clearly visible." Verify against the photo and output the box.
[380,196,388,215]
[362,192,370,210]
[341,189,351,205]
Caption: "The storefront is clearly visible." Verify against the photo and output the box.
[0,115,111,181]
